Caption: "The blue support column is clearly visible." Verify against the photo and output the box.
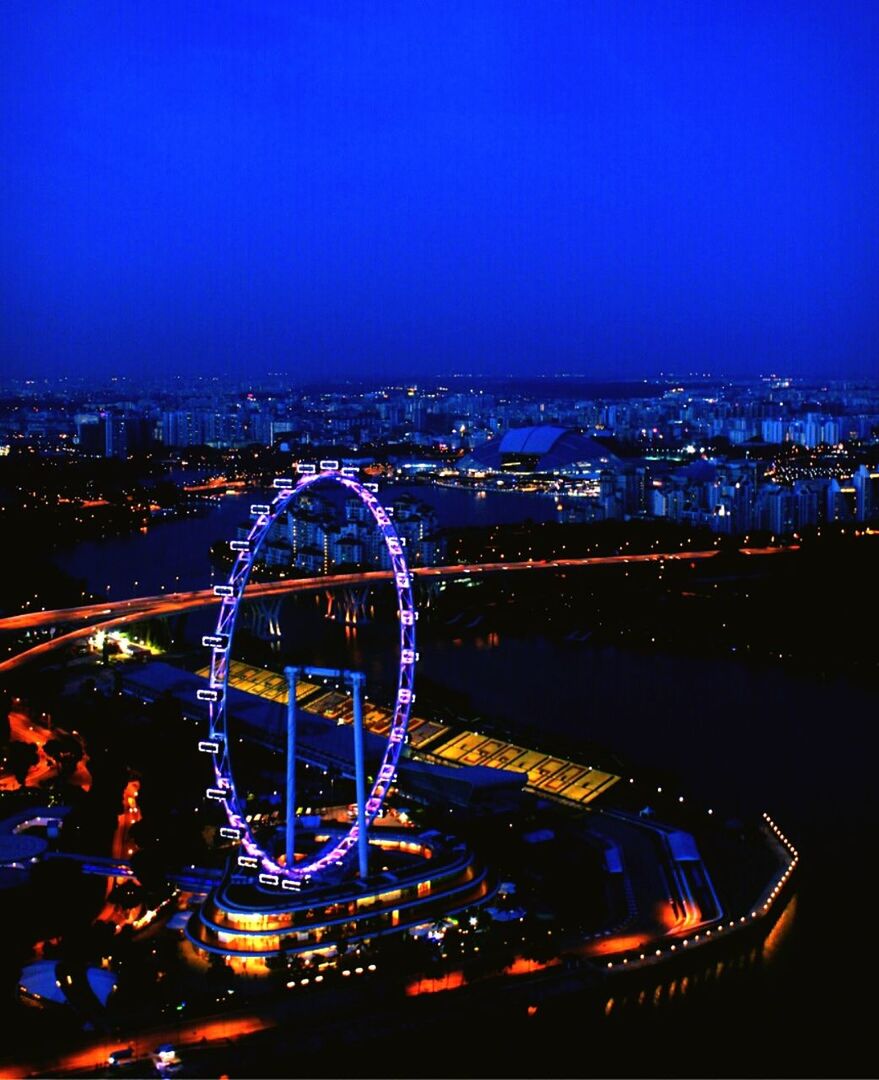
[350,672,369,879]
[283,666,299,870]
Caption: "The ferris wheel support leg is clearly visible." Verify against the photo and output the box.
[284,666,300,870]
[350,671,369,880]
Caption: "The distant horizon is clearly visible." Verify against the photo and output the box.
[3,365,878,391]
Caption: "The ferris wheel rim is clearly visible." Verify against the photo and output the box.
[202,470,416,886]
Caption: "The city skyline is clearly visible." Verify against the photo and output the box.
[2,1,878,382]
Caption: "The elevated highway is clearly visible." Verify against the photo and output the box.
[0,545,799,673]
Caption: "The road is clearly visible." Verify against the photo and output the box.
[0,1010,275,1078]
[0,545,800,673]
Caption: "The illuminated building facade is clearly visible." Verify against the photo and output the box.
[187,829,492,960]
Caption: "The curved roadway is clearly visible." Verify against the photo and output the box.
[0,545,797,673]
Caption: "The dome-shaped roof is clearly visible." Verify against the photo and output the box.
[458,426,617,474]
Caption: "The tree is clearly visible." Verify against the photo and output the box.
[44,736,84,777]
[3,741,38,786]
[107,881,145,912]
[61,918,118,967]
[0,935,32,1006]
[129,848,171,896]
[27,859,105,940]
[519,923,559,965]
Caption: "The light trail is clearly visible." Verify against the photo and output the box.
[0,545,800,672]
[1,1011,275,1078]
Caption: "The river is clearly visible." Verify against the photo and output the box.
[52,483,565,598]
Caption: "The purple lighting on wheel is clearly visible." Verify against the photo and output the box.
[201,470,416,886]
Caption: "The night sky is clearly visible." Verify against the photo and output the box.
[2,1,877,381]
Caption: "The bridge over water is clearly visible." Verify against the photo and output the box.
[0,545,796,672]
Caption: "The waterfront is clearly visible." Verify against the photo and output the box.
[52,484,566,597]
[260,605,873,1076]
[53,494,250,599]
[45,489,879,1074]
[49,484,875,847]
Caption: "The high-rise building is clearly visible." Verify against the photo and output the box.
[761,419,785,443]
[75,413,105,454]
[852,465,875,522]
[825,478,850,523]
[104,413,152,458]
[759,485,795,535]
[162,410,207,447]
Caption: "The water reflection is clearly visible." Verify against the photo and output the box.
[762,895,797,963]
[602,909,796,1020]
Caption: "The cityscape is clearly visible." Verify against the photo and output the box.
[2,4,878,1079]
[6,372,879,542]
[1,370,876,1077]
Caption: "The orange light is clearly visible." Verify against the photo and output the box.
[504,956,559,976]
[405,971,466,996]
[586,933,650,956]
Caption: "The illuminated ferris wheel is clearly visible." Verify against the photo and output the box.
[198,467,416,889]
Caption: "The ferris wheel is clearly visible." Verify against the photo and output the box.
[198,467,416,889]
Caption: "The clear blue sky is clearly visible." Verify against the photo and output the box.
[1,1,877,381]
